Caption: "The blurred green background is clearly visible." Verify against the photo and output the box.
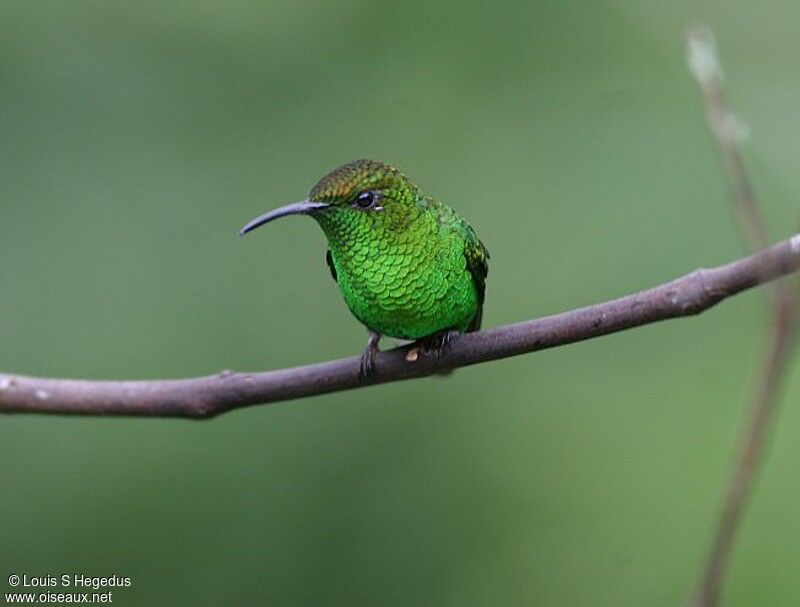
[1,1,799,605]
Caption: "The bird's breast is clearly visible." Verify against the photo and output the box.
[330,235,477,339]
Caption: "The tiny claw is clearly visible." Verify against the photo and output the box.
[359,331,382,383]
[411,329,460,377]
[417,329,460,359]
[359,353,375,382]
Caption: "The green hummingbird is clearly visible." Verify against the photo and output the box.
[240,159,489,379]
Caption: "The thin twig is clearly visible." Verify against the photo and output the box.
[687,27,766,252]
[687,27,800,607]
[0,234,799,419]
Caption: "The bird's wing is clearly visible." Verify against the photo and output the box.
[325,249,338,282]
[463,226,489,332]
[420,195,489,332]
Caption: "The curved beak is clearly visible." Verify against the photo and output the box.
[239,200,330,236]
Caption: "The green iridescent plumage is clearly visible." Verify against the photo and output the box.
[240,159,489,378]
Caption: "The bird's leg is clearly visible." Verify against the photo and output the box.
[415,329,460,360]
[359,331,382,382]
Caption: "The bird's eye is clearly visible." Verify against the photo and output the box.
[354,191,380,210]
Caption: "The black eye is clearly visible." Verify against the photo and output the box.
[355,191,378,209]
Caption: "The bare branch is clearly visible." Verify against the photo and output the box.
[692,288,798,607]
[687,27,765,252]
[687,26,800,607]
[1,234,799,419]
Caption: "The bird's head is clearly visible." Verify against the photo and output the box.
[239,159,419,238]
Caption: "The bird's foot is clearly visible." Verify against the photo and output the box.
[359,331,382,383]
[413,329,460,360]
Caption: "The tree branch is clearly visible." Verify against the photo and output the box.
[687,26,800,607]
[687,27,766,253]
[1,234,799,419]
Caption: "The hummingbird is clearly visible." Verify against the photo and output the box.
[239,159,489,380]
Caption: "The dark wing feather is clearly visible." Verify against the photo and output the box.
[463,230,489,332]
[325,249,338,282]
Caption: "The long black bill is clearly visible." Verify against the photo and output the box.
[238,200,330,236]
